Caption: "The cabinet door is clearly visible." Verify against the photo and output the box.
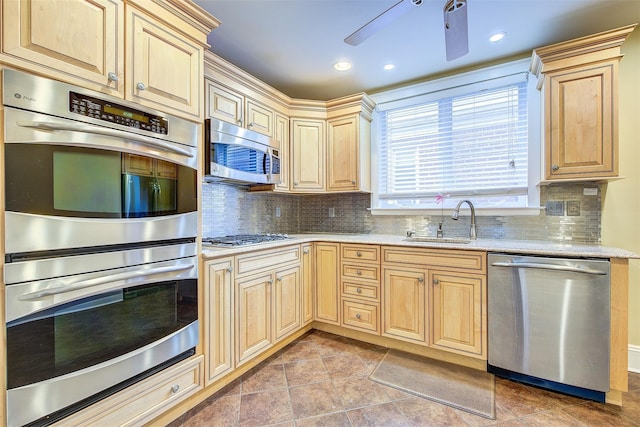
[206,81,244,125]
[236,273,273,365]
[382,267,426,344]
[430,271,486,357]
[545,61,616,179]
[122,153,154,176]
[314,243,340,324]
[127,6,202,119]
[291,119,325,192]
[204,258,234,385]
[275,114,290,192]
[1,0,124,97]
[246,100,274,137]
[327,116,358,191]
[301,244,314,325]
[274,265,301,340]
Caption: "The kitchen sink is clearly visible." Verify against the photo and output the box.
[404,236,471,244]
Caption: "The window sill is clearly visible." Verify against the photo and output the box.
[369,207,543,216]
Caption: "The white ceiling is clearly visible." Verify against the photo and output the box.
[193,0,640,100]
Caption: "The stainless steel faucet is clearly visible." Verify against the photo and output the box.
[451,199,477,239]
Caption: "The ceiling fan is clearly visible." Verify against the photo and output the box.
[344,0,469,61]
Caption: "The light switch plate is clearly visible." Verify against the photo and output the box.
[545,201,564,216]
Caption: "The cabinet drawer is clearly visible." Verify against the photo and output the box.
[236,245,300,276]
[342,281,379,301]
[56,356,203,426]
[341,263,380,281]
[383,247,486,273]
[341,244,380,263]
[342,299,380,334]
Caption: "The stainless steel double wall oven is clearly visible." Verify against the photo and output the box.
[2,69,200,426]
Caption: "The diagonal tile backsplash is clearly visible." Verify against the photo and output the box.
[201,182,602,244]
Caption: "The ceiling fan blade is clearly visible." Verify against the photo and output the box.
[344,0,415,46]
[444,0,469,61]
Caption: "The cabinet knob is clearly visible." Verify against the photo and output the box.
[418,277,424,283]
[107,72,118,82]
[551,164,560,172]
[248,122,255,128]
[351,180,356,185]
[136,82,146,91]
[433,278,439,285]
[355,313,361,319]
[356,251,362,257]
[170,384,180,394]
[303,249,310,254]
[268,280,273,285]
[356,270,362,275]
[226,266,234,273]
[356,288,362,294]
[276,277,282,282]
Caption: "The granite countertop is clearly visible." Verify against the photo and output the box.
[201,233,639,259]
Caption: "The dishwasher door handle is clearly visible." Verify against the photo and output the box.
[490,261,608,275]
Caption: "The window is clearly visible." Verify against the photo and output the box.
[371,59,540,213]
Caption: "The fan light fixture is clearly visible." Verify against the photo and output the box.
[384,64,395,70]
[334,61,352,71]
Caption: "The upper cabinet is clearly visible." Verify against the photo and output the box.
[1,0,125,97]
[530,24,636,182]
[1,0,220,120]
[290,118,325,192]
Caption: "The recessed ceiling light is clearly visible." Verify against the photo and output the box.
[384,64,395,70]
[334,61,352,71]
[489,32,506,43]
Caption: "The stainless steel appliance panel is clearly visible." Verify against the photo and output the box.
[488,253,610,392]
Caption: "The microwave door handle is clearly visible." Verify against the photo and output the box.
[17,264,194,300]
[16,120,194,157]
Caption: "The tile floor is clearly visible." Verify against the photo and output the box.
[167,330,640,426]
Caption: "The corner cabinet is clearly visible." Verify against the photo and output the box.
[530,24,636,181]
[290,119,326,192]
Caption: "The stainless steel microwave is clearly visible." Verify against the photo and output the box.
[204,118,281,185]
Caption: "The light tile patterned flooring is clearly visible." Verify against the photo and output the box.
[167,330,640,426]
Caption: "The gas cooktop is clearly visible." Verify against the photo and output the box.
[202,234,290,247]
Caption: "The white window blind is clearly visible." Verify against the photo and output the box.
[377,79,530,210]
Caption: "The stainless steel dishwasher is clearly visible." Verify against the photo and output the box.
[487,253,610,401]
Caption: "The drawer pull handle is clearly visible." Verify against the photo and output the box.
[356,288,362,294]
[107,72,118,82]
[356,251,362,257]
[136,82,146,91]
[170,384,180,394]
[355,313,361,319]
[356,270,362,275]
[418,277,424,283]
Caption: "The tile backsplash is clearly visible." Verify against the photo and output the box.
[201,182,602,244]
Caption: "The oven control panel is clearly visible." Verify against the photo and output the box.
[69,92,168,134]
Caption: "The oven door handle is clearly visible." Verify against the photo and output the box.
[16,120,194,157]
[17,264,194,300]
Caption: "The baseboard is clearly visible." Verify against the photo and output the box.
[629,345,640,373]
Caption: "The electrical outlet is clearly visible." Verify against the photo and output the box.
[275,206,281,217]
[545,201,564,216]
[566,201,581,216]
[328,207,336,217]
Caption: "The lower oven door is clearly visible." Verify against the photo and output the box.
[4,245,198,427]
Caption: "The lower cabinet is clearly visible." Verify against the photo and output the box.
[429,271,486,356]
[301,243,314,324]
[236,272,273,365]
[314,243,340,324]
[274,265,302,340]
[382,267,427,344]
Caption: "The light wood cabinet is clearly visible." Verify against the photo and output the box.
[339,244,381,334]
[314,243,340,324]
[291,119,326,192]
[430,270,486,357]
[126,3,203,119]
[382,267,426,344]
[301,244,314,325]
[327,114,371,192]
[530,24,636,181]
[122,154,177,178]
[204,258,234,385]
[246,99,274,137]
[274,265,301,340]
[274,113,290,192]
[1,0,125,97]
[236,272,273,366]
[206,80,244,125]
